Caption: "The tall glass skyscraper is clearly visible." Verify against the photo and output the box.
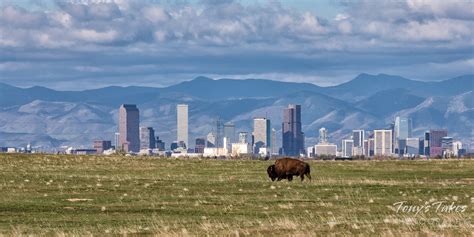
[253,117,271,155]
[429,129,448,157]
[177,104,188,147]
[394,116,412,154]
[118,104,140,152]
[282,104,304,156]
[140,127,156,150]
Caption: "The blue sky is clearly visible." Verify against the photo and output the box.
[0,0,473,89]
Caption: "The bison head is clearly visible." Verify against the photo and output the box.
[267,165,277,181]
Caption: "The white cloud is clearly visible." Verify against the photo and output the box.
[0,0,472,88]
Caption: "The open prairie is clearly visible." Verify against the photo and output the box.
[0,154,472,236]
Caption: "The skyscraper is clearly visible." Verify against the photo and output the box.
[374,129,392,156]
[394,116,412,140]
[271,128,278,155]
[405,137,420,156]
[424,131,430,156]
[223,122,236,144]
[342,139,354,158]
[206,132,216,148]
[177,104,188,147]
[195,138,206,153]
[282,104,304,156]
[140,127,156,150]
[394,116,412,154]
[238,132,248,144]
[352,130,364,148]
[319,127,328,144]
[253,117,271,155]
[118,104,140,152]
[429,129,448,157]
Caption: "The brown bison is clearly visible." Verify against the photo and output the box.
[267,158,311,182]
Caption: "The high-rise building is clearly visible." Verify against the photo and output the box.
[282,104,304,156]
[424,131,430,156]
[374,129,392,156]
[394,117,412,154]
[453,141,463,157]
[140,127,156,150]
[155,136,165,151]
[368,138,375,157]
[93,140,112,154]
[195,138,206,153]
[118,104,140,152]
[319,127,328,144]
[238,132,248,144]
[352,130,364,148]
[429,129,448,157]
[342,139,354,158]
[441,137,453,154]
[253,117,271,155]
[394,117,412,140]
[223,123,235,145]
[363,140,369,156]
[405,137,420,156]
[206,132,216,148]
[271,128,278,155]
[114,132,120,150]
[177,104,189,148]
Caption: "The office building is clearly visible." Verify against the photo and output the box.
[93,140,112,154]
[170,141,179,151]
[155,136,165,151]
[223,123,235,144]
[352,130,365,148]
[424,131,430,156]
[429,129,448,157]
[319,127,328,144]
[206,132,216,148]
[453,141,463,157]
[118,104,140,152]
[271,128,279,155]
[394,117,412,154]
[374,130,392,156]
[253,117,271,155]
[441,136,453,153]
[140,127,156,150]
[239,132,249,144]
[363,140,369,156]
[342,139,354,158]
[282,104,304,156]
[394,117,412,138]
[195,138,206,153]
[315,144,337,156]
[114,132,120,150]
[177,104,189,148]
[405,137,420,156]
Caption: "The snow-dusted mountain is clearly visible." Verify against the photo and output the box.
[0,73,472,150]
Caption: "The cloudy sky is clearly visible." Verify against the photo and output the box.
[0,0,473,90]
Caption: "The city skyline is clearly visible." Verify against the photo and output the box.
[0,73,471,153]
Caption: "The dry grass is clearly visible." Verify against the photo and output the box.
[0,154,472,236]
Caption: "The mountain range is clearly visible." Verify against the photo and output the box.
[0,73,472,151]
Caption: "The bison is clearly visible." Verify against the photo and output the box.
[267,158,311,182]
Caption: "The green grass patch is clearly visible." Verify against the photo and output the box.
[0,154,472,235]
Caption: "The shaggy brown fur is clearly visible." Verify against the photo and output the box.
[267,158,311,182]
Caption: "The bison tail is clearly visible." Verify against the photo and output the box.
[305,164,312,181]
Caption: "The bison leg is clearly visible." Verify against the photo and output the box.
[287,175,293,182]
[305,173,312,181]
[300,174,304,182]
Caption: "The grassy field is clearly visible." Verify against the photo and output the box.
[0,154,472,236]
